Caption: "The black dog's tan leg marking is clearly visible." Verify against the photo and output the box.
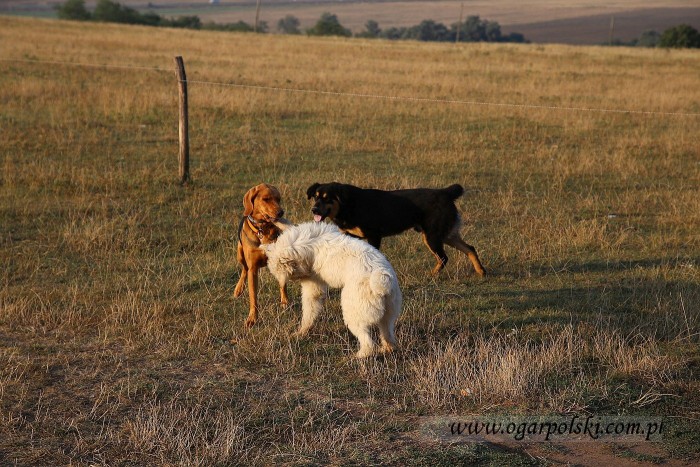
[422,233,448,275]
[445,232,486,276]
[344,226,365,239]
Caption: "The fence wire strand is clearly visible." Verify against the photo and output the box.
[2,57,699,118]
[0,57,169,73]
[185,79,700,117]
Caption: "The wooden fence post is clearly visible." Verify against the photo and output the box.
[174,56,189,185]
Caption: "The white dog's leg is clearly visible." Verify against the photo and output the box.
[346,320,376,358]
[378,291,401,353]
[378,314,396,354]
[294,279,327,337]
[341,287,378,358]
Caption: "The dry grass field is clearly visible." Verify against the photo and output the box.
[1,15,699,465]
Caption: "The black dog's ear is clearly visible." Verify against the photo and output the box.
[306,183,321,199]
[334,184,347,204]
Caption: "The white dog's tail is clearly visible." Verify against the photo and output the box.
[369,270,394,297]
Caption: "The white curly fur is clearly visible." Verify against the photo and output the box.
[263,222,402,358]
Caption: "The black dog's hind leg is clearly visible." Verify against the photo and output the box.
[445,232,486,276]
[422,233,448,275]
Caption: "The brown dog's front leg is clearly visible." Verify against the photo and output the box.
[280,283,289,307]
[244,267,260,328]
[234,268,247,298]
[234,243,247,298]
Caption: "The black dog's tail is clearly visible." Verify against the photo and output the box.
[443,184,464,200]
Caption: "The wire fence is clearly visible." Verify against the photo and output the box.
[2,57,699,118]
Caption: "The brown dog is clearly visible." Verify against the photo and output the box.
[234,183,289,328]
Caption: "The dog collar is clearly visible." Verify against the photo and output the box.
[247,215,264,226]
[246,216,265,240]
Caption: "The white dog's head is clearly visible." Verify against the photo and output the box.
[261,226,312,283]
[262,221,341,284]
[261,244,299,282]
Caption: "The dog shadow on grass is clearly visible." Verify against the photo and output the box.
[477,257,699,335]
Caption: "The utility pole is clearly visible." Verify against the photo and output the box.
[609,16,615,45]
[254,0,262,32]
[455,3,464,43]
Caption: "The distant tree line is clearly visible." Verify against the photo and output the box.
[609,24,700,48]
[55,0,524,43]
[355,16,527,43]
[56,0,699,48]
[286,12,527,42]
[56,0,267,32]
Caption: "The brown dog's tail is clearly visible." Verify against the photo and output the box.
[443,184,464,200]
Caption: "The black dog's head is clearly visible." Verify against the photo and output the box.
[306,182,344,223]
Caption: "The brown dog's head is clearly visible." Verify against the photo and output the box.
[243,183,284,222]
[306,182,344,223]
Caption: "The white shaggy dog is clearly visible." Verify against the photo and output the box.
[263,222,402,358]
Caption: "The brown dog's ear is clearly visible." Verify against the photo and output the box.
[306,183,320,199]
[243,184,262,216]
[267,184,282,201]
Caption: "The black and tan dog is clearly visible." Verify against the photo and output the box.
[234,183,289,328]
[306,182,486,276]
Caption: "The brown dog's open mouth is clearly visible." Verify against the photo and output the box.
[313,214,325,222]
